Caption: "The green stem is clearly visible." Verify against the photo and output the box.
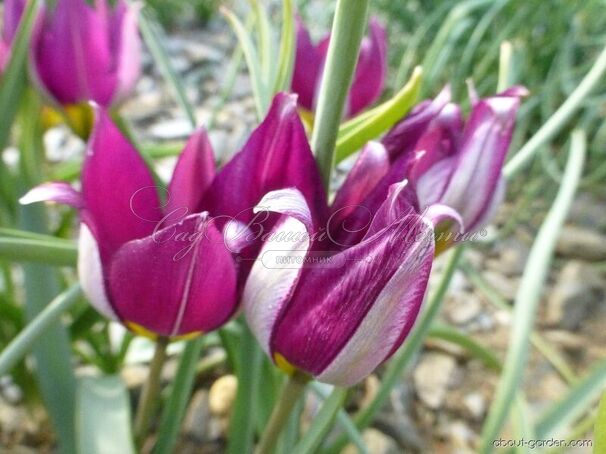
[310,0,370,190]
[0,284,80,376]
[134,337,169,446]
[0,237,77,266]
[324,246,465,453]
[504,44,606,178]
[255,374,307,454]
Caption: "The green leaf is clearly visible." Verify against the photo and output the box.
[535,358,606,439]
[334,67,422,162]
[272,0,296,94]
[251,0,275,83]
[227,324,262,454]
[154,337,205,454]
[0,284,80,376]
[428,324,501,372]
[0,236,78,266]
[76,375,135,454]
[293,387,348,454]
[479,130,586,452]
[594,392,606,453]
[222,7,269,119]
[138,9,197,128]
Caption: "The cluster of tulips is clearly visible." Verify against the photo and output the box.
[8,0,527,392]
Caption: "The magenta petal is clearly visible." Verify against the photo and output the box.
[82,109,162,264]
[166,129,216,218]
[19,181,84,209]
[109,213,237,336]
[440,92,522,232]
[111,0,141,103]
[347,18,387,117]
[203,92,326,225]
[331,141,390,222]
[424,203,464,235]
[364,180,417,239]
[33,0,117,105]
[271,214,433,381]
[3,0,27,43]
[291,17,322,111]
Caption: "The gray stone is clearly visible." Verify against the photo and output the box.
[182,390,210,441]
[343,429,399,454]
[446,293,482,325]
[546,260,605,329]
[462,392,486,420]
[413,353,457,409]
[150,118,195,140]
[556,225,606,261]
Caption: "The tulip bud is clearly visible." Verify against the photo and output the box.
[292,16,387,118]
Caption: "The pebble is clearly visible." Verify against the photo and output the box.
[556,225,606,261]
[462,392,486,420]
[182,390,210,442]
[483,271,518,301]
[343,429,399,454]
[413,353,457,409]
[208,375,237,417]
[446,293,482,325]
[546,260,605,329]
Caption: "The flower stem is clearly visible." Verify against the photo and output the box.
[134,336,169,445]
[255,374,307,454]
[310,0,370,191]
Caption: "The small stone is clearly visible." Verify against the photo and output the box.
[182,390,210,442]
[446,293,482,325]
[413,353,457,409]
[150,118,194,140]
[343,429,399,454]
[546,260,605,329]
[209,375,238,417]
[483,271,518,300]
[121,365,148,390]
[448,420,476,452]
[462,392,486,420]
[556,225,606,261]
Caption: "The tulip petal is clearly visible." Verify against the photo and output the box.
[3,0,27,43]
[111,0,141,104]
[203,92,326,226]
[440,93,522,231]
[166,129,216,217]
[82,109,162,264]
[364,180,417,239]
[291,17,322,111]
[347,18,387,117]
[78,223,119,321]
[34,0,117,105]
[424,203,464,234]
[19,181,84,209]
[271,213,434,383]
[109,213,237,336]
[243,188,313,355]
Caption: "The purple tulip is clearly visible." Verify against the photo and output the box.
[30,0,141,107]
[292,16,387,118]
[243,140,435,385]
[20,93,325,338]
[383,86,529,244]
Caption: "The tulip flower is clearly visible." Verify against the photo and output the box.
[383,85,529,246]
[292,16,387,118]
[244,138,436,386]
[20,93,325,338]
[0,0,26,72]
[31,0,141,108]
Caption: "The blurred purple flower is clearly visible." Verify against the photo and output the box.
[0,0,27,72]
[31,0,141,107]
[292,16,387,118]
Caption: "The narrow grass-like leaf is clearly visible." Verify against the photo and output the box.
[335,67,422,162]
[504,46,606,178]
[428,324,501,372]
[154,337,204,454]
[0,236,77,266]
[323,246,465,454]
[222,7,269,119]
[594,392,606,453]
[293,387,348,454]
[251,0,275,83]
[76,375,135,454]
[535,357,606,439]
[310,0,370,189]
[0,284,80,376]
[272,0,296,93]
[227,324,262,454]
[138,9,196,128]
[479,130,586,452]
